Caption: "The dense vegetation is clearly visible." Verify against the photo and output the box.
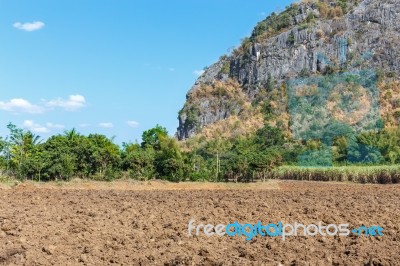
[0,117,399,183]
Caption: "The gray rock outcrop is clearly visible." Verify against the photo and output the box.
[177,0,400,140]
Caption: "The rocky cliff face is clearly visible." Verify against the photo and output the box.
[177,0,400,140]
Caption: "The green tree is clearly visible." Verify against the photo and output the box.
[64,128,80,141]
[254,125,285,148]
[41,135,76,180]
[154,135,184,182]
[122,143,155,180]
[5,123,42,179]
[202,137,232,182]
[141,125,168,149]
[250,148,283,182]
[87,134,121,178]
[185,152,210,182]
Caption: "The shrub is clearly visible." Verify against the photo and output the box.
[220,61,230,75]
[287,32,295,46]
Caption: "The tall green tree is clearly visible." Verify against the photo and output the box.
[87,134,121,178]
[5,123,42,179]
[141,125,168,149]
[122,143,155,180]
[154,135,184,182]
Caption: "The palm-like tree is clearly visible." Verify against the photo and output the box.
[64,128,79,141]
[23,131,42,147]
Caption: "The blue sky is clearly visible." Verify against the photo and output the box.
[0,0,295,144]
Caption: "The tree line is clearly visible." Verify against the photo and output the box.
[0,121,399,182]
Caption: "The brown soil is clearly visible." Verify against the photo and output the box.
[0,180,399,265]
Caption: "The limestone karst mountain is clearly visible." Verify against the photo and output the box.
[177,0,400,141]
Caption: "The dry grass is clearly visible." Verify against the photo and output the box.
[197,114,264,140]
[379,81,400,126]
[270,165,400,184]
[7,179,281,191]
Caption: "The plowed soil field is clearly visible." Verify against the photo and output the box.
[0,180,399,265]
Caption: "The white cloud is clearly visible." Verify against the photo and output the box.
[127,120,139,128]
[0,98,44,114]
[79,123,91,128]
[22,120,49,133]
[99,123,113,128]
[46,122,65,129]
[13,21,45,32]
[0,95,86,114]
[46,94,86,111]
[193,70,205,76]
